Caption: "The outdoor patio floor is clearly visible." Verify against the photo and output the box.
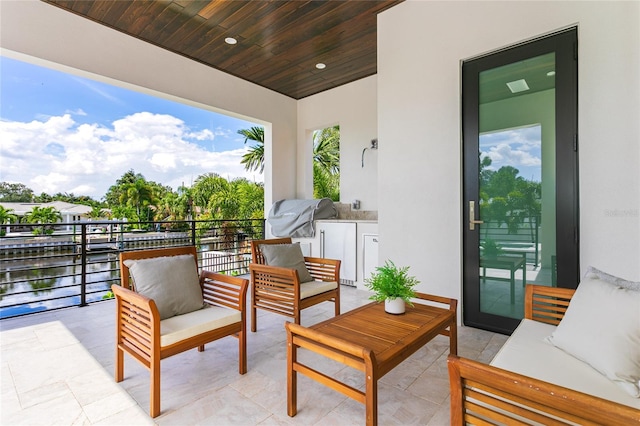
[1,285,508,425]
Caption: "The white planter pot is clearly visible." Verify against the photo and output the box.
[385,297,405,314]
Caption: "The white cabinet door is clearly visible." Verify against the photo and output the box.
[290,237,316,257]
[317,222,357,283]
[362,234,379,282]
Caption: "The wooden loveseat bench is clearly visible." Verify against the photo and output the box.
[449,280,640,425]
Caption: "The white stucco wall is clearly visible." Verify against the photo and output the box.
[0,0,298,215]
[378,1,640,309]
[297,76,379,211]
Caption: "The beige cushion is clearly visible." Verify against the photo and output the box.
[124,254,204,320]
[259,243,313,283]
[546,277,640,398]
[492,319,639,409]
[160,305,241,347]
[299,280,338,299]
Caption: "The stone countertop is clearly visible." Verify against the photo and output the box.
[332,203,378,221]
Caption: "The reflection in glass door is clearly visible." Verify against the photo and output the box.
[462,28,578,334]
[478,121,554,319]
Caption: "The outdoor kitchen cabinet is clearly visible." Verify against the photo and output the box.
[292,220,378,288]
[314,221,357,285]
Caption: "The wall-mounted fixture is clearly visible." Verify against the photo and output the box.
[352,200,361,210]
[362,138,378,167]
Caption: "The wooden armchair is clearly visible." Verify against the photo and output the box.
[112,246,248,418]
[249,238,340,331]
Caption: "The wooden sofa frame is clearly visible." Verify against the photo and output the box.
[448,284,640,425]
[113,246,248,417]
[249,238,340,331]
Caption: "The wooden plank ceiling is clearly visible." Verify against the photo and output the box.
[43,0,403,100]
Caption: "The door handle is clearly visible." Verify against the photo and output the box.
[469,201,484,231]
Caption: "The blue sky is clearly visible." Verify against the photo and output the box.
[0,56,262,200]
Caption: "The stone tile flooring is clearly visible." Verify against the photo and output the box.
[1,286,508,425]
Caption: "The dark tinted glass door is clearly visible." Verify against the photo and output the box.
[462,28,579,334]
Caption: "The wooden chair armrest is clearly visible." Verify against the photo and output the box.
[524,284,575,324]
[111,284,160,361]
[414,292,458,313]
[200,270,248,311]
[111,284,156,313]
[304,257,341,282]
[447,354,640,425]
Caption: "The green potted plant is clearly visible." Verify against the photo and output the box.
[365,260,419,314]
[481,238,503,259]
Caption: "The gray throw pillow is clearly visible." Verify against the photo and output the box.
[259,243,313,283]
[584,266,640,291]
[123,254,205,320]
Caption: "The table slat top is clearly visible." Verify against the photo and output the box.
[310,302,454,371]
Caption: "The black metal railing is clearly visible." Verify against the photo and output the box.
[0,218,265,319]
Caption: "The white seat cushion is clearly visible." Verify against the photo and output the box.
[491,319,640,409]
[160,305,241,348]
[299,280,338,299]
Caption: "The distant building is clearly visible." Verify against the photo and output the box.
[0,201,93,232]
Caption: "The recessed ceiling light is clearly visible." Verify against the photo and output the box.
[546,71,556,77]
[315,63,326,70]
[506,79,530,94]
[225,37,237,45]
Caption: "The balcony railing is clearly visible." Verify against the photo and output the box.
[0,218,265,319]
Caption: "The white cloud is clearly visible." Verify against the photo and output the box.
[483,143,541,168]
[186,129,214,141]
[0,112,263,200]
[65,108,87,116]
[479,126,542,173]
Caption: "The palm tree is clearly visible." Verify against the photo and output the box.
[0,206,18,236]
[313,162,340,201]
[207,182,239,220]
[237,180,264,220]
[313,125,340,175]
[22,206,62,235]
[238,127,264,173]
[120,178,155,226]
[175,185,194,221]
[153,193,176,222]
[0,206,18,224]
[237,124,340,200]
[86,206,107,220]
[313,125,340,200]
[192,173,228,211]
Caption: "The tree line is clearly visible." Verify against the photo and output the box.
[479,156,542,237]
[0,171,263,228]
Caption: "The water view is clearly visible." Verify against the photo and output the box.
[1,251,118,319]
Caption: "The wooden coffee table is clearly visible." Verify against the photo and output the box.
[286,293,457,426]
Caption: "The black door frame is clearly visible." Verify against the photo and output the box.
[462,28,579,334]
